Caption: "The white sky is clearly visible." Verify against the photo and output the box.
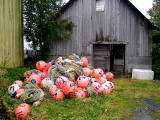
[24,0,153,49]
[129,0,153,18]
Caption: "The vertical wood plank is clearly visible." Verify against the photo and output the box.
[0,0,23,67]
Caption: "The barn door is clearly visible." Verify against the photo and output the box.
[93,44,110,71]
[112,45,125,73]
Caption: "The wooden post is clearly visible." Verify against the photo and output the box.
[0,0,23,67]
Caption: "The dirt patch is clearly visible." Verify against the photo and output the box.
[128,98,160,120]
[0,96,10,120]
[0,68,8,76]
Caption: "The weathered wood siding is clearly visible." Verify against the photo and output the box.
[0,0,23,67]
[50,0,152,73]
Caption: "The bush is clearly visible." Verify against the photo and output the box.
[152,43,160,80]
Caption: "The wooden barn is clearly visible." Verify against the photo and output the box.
[50,0,153,73]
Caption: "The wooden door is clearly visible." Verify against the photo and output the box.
[93,44,110,71]
[113,45,125,72]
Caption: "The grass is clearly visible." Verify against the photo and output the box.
[0,67,160,120]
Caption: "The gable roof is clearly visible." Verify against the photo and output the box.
[61,0,154,28]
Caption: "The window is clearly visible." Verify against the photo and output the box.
[96,0,104,12]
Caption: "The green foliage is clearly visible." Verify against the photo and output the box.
[23,0,74,59]
[148,1,160,79]
[148,0,160,38]
[152,43,160,79]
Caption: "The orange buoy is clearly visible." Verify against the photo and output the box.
[36,61,46,71]
[14,80,23,87]
[15,103,30,119]
[92,69,104,79]
[49,85,57,95]
[23,72,27,79]
[77,76,89,88]
[91,82,104,94]
[98,75,107,85]
[52,88,65,101]
[101,83,111,94]
[28,74,41,87]
[56,76,69,89]
[106,72,114,81]
[15,89,24,98]
[62,81,75,98]
[83,68,91,77]
[38,72,48,80]
[80,57,89,67]
[43,62,52,71]
[75,88,87,99]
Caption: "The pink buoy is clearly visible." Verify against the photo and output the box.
[77,76,89,88]
[15,103,30,119]
[80,57,88,67]
[62,81,75,98]
[14,80,23,87]
[56,57,64,61]
[36,61,47,71]
[28,74,41,87]
[38,72,48,80]
[52,88,65,101]
[91,82,104,94]
[106,72,114,81]
[98,75,107,85]
[75,88,87,99]
[92,69,104,80]
[49,85,57,95]
[15,89,24,98]
[56,76,69,89]
[102,83,111,94]
[83,68,91,77]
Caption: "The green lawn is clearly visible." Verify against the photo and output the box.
[0,67,160,120]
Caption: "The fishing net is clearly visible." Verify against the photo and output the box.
[20,84,44,103]
[48,57,84,83]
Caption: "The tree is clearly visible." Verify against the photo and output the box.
[23,0,74,59]
[148,0,160,37]
[148,0,160,79]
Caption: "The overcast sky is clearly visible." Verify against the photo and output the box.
[129,0,153,18]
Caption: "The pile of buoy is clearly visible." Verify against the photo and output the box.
[8,54,115,119]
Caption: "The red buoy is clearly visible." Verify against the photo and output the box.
[62,81,75,98]
[15,103,30,119]
[36,61,46,71]
[28,74,41,87]
[91,82,104,94]
[56,76,69,89]
[77,76,89,88]
[83,68,91,77]
[106,72,114,81]
[80,57,89,67]
[52,88,65,101]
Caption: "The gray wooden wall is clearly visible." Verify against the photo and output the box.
[50,0,152,73]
